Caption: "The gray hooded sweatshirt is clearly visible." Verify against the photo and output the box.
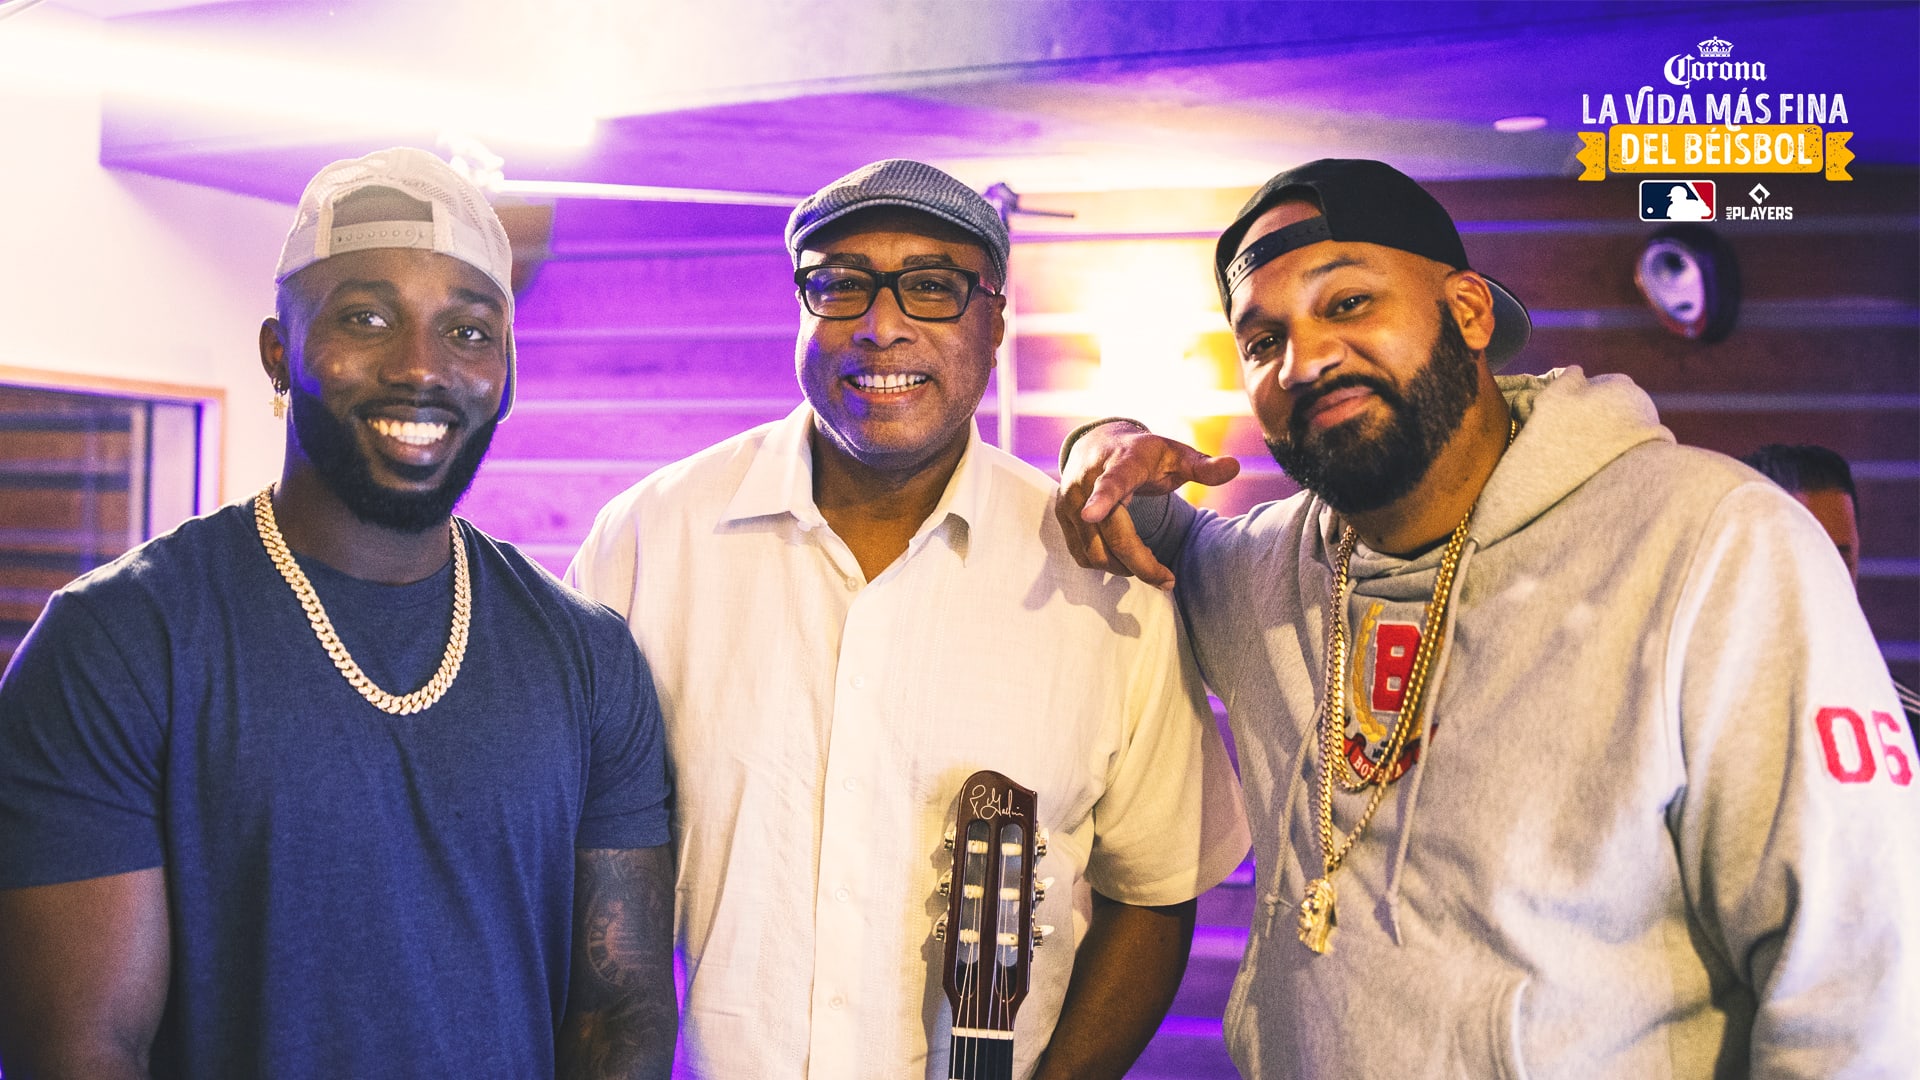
[1131,367,1920,1078]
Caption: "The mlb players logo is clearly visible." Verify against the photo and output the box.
[1640,180,1716,221]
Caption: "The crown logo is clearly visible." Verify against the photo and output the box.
[1697,36,1734,58]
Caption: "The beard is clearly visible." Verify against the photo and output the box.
[289,386,495,533]
[1264,303,1481,516]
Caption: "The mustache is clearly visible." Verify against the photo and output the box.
[352,393,465,418]
[1288,372,1401,432]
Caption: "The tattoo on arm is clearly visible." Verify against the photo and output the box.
[558,846,677,1080]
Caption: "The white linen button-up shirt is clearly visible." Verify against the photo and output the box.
[569,405,1250,1079]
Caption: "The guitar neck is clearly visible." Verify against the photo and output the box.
[938,770,1043,1080]
[945,1032,1015,1080]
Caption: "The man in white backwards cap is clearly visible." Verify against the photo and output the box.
[0,148,676,1079]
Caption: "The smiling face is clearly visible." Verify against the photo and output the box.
[794,207,1005,480]
[263,245,508,532]
[1229,200,1488,515]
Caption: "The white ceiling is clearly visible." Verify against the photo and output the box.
[15,0,1918,211]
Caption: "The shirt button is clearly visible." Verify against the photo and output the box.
[851,675,867,689]
[844,576,859,591]
[843,778,856,792]
[829,996,845,1010]
[835,887,850,902]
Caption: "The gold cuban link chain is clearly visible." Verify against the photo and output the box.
[253,487,470,716]
[1298,417,1513,954]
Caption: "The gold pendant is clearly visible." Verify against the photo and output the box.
[1298,876,1337,954]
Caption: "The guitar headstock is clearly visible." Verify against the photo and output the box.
[934,770,1051,1057]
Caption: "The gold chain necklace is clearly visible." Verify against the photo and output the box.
[1297,418,1513,955]
[253,486,471,716]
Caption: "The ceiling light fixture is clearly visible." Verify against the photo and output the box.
[0,18,595,149]
[439,134,798,206]
[1493,115,1549,133]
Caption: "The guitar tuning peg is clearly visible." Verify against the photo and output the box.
[1033,828,1049,859]
[943,823,957,852]
[938,869,953,898]
[934,913,949,942]
[1030,922,1055,961]
[1034,876,1054,904]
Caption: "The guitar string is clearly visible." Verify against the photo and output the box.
[960,877,976,1079]
[964,834,985,1079]
[978,855,993,1079]
[987,823,1004,1078]
[1005,824,1023,1064]
[953,908,969,1079]
[966,826,999,1080]
[1000,822,1028,1076]
[984,821,1017,1077]
[994,828,1012,1059]
[984,828,1004,1077]
[950,816,1031,1079]
[952,823,968,1079]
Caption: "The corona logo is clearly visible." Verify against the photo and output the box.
[1664,38,1766,88]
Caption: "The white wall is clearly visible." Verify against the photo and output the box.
[0,9,291,508]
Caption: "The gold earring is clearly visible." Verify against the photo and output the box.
[272,385,288,418]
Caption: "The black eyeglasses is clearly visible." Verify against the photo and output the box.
[794,264,996,322]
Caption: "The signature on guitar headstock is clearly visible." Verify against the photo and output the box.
[933,770,1053,1080]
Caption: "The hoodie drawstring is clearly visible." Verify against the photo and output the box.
[1260,697,1318,937]
[1376,537,1481,944]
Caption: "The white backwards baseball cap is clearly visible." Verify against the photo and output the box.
[274,147,520,420]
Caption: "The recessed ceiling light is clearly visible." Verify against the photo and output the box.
[1494,115,1549,133]
[0,18,595,149]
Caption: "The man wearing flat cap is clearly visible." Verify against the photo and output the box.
[0,148,676,1078]
[1055,158,1920,1077]
[570,158,1249,1078]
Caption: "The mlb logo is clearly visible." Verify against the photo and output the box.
[1640,180,1716,222]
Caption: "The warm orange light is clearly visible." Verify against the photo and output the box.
[1081,245,1244,451]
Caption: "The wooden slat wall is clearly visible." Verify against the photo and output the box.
[0,390,141,669]
[462,247,802,568]
[461,168,1918,687]
[1446,170,1918,689]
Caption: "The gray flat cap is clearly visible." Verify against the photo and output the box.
[785,159,1009,286]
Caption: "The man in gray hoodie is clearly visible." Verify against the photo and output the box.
[1054,159,1919,1078]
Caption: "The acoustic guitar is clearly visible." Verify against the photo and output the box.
[934,770,1052,1080]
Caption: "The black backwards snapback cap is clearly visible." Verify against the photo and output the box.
[1213,159,1531,370]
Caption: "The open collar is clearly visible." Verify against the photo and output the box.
[720,403,988,562]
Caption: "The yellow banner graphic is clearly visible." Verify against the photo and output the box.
[1577,132,1606,180]
[1825,131,1855,181]
[1577,126,1853,180]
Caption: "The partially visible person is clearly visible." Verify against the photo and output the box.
[1054,158,1919,1077]
[1741,443,1860,580]
[0,148,676,1079]
[1743,442,1920,733]
[570,159,1249,1079]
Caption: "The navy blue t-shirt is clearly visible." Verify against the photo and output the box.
[0,502,671,1079]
